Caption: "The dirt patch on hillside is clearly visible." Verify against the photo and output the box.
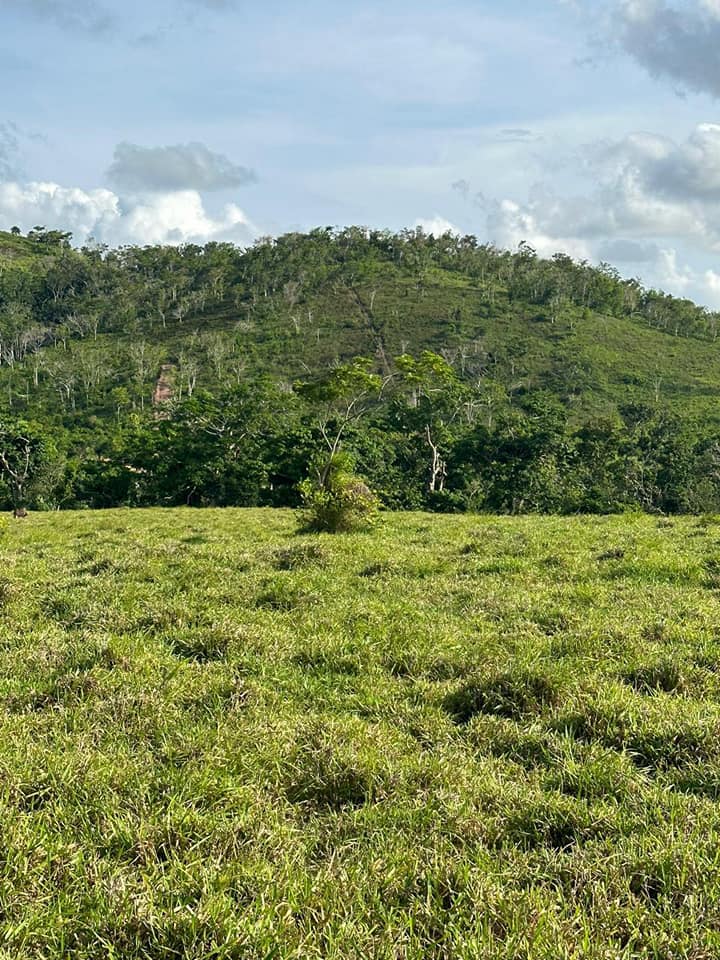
[152,364,175,409]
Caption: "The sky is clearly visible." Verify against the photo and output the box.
[3,0,720,305]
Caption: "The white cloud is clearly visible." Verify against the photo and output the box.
[0,181,259,247]
[590,123,720,202]
[475,122,720,306]
[483,124,720,261]
[414,215,461,237]
[107,142,256,193]
[486,196,593,260]
[112,191,257,246]
[653,248,720,307]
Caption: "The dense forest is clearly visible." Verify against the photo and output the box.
[2,223,720,514]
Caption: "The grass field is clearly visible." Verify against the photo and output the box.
[3,509,720,958]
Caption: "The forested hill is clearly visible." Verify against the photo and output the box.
[2,224,720,514]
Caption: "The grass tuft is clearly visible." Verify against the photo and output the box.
[623,659,685,694]
[444,668,562,723]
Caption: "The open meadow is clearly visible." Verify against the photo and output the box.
[3,508,720,958]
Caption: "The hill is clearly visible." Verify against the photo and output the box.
[3,507,720,956]
[1,225,720,512]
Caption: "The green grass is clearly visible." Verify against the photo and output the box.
[3,509,720,956]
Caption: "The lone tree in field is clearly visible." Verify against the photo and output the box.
[295,357,383,531]
[0,420,48,517]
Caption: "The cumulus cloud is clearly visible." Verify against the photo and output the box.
[583,124,720,246]
[484,124,720,263]
[486,196,594,260]
[0,181,259,247]
[651,248,720,306]
[414,216,461,237]
[107,142,256,193]
[471,120,720,305]
[610,0,720,98]
[2,0,114,35]
[590,123,720,202]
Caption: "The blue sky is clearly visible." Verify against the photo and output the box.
[3,0,720,304]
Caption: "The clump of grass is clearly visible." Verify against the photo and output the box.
[623,659,685,694]
[558,694,718,770]
[385,652,470,682]
[254,580,318,611]
[597,547,625,561]
[359,561,395,577]
[443,668,562,723]
[164,627,230,662]
[532,608,571,636]
[271,542,327,570]
[12,779,55,811]
[642,620,670,643]
[0,577,14,605]
[704,557,720,588]
[283,722,399,810]
[459,541,482,556]
[465,716,553,768]
[502,794,610,851]
[544,743,643,800]
[292,649,362,676]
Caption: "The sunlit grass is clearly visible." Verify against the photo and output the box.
[1,508,720,956]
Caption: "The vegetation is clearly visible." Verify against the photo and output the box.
[0,418,51,515]
[299,452,379,532]
[3,225,720,513]
[2,508,720,956]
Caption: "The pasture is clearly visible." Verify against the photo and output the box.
[0,508,719,958]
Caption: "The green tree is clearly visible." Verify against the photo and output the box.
[295,357,383,529]
[0,419,49,516]
[394,351,466,499]
[295,357,383,487]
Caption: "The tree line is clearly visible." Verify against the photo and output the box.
[2,225,720,516]
[2,353,720,516]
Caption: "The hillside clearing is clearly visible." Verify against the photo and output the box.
[1,509,720,957]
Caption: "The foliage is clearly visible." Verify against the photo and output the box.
[0,418,51,514]
[298,452,379,532]
[3,224,720,515]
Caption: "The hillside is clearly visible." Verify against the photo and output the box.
[1,226,720,512]
[0,226,718,422]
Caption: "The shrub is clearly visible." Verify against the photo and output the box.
[298,453,379,533]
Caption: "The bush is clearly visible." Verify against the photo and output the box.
[298,453,379,533]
